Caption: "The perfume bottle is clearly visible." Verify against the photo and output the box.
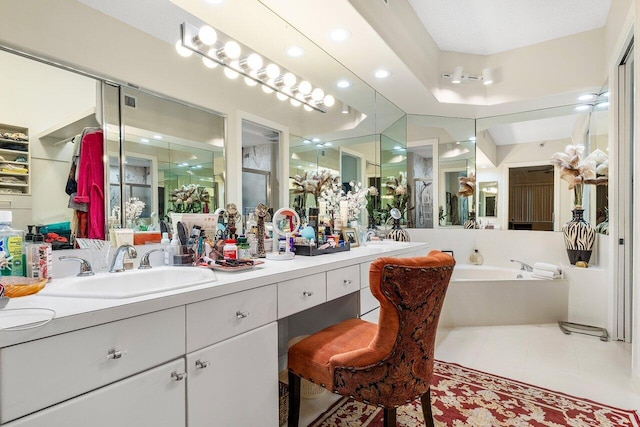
[469,249,484,265]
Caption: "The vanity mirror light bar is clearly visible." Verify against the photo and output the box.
[178,22,335,113]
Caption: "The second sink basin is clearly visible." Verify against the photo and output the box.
[38,267,215,299]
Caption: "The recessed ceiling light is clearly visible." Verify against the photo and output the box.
[374,69,390,79]
[312,138,320,143]
[336,79,351,89]
[329,28,351,42]
[286,46,305,57]
[153,135,163,140]
[575,105,591,111]
[324,142,332,146]
[601,91,610,98]
[140,138,150,143]
[303,140,311,144]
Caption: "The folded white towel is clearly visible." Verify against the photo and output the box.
[533,262,561,274]
[532,274,554,280]
[532,268,560,279]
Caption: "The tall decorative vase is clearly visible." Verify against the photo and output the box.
[386,218,410,242]
[562,208,596,265]
[464,211,477,229]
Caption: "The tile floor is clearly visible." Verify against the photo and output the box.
[295,323,640,426]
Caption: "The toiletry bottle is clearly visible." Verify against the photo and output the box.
[161,232,172,265]
[237,236,250,259]
[469,249,484,265]
[223,239,238,259]
[27,227,52,280]
[170,236,181,265]
[0,211,24,276]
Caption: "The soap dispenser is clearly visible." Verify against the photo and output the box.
[469,249,484,265]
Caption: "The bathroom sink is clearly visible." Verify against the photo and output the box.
[363,240,409,247]
[38,267,215,299]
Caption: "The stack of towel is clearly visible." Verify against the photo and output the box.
[532,262,562,280]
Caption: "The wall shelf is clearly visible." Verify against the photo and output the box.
[37,108,100,146]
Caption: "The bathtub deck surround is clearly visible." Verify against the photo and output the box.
[0,242,427,426]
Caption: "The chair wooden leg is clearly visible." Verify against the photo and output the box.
[383,407,397,427]
[420,387,435,427]
[288,372,301,427]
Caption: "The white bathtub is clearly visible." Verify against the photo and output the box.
[439,264,568,328]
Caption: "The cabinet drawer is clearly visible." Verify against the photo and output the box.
[327,265,360,301]
[0,307,185,423]
[186,284,277,352]
[360,261,373,289]
[5,359,186,427]
[278,272,326,318]
[0,195,31,210]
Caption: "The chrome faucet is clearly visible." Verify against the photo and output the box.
[109,244,137,273]
[510,259,533,272]
[138,248,166,270]
[59,256,95,276]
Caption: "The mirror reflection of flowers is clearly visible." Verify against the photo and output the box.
[551,144,608,208]
[125,197,145,223]
[291,170,340,216]
[385,175,412,218]
[344,181,369,222]
[457,172,475,198]
[170,184,210,213]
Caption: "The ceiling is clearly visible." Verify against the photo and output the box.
[407,0,612,55]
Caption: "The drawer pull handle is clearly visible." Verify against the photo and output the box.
[106,349,126,360]
[236,310,249,319]
[303,291,314,297]
[343,279,353,286]
[171,371,187,381]
[195,360,210,369]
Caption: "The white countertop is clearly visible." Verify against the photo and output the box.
[0,242,429,348]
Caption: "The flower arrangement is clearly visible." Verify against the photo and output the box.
[169,184,210,213]
[551,144,608,208]
[319,180,370,224]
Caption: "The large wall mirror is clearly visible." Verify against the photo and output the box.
[476,100,608,231]
[0,47,100,239]
[407,115,476,228]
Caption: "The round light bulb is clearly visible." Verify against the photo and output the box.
[265,63,280,79]
[246,53,263,71]
[276,92,288,101]
[224,40,241,59]
[244,70,258,87]
[202,50,218,68]
[303,105,313,112]
[197,26,217,46]
[298,81,312,95]
[283,72,297,87]
[311,88,325,101]
[290,98,302,107]
[175,40,193,57]
[262,82,274,94]
[295,92,306,102]
[224,62,240,79]
[323,95,335,107]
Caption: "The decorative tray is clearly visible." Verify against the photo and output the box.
[200,259,264,272]
[293,242,350,256]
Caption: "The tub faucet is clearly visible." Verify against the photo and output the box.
[109,244,137,273]
[510,259,533,272]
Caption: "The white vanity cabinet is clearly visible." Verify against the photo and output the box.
[0,306,186,424]
[186,323,278,427]
[185,284,279,427]
[5,358,187,427]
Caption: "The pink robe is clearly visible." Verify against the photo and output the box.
[73,129,105,240]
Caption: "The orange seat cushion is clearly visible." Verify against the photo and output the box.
[288,318,378,389]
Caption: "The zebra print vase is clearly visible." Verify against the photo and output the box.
[562,209,595,265]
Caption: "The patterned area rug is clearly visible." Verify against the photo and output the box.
[309,360,640,426]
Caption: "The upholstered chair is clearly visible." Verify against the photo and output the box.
[287,250,455,427]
